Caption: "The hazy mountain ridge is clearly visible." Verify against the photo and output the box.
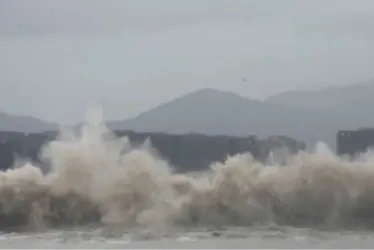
[1,82,374,150]
[267,81,374,135]
[108,83,374,150]
[108,88,305,134]
[267,81,374,111]
[0,111,57,133]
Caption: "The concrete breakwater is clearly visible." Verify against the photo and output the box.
[0,130,306,172]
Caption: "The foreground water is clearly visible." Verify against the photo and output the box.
[1,226,374,248]
[2,110,374,247]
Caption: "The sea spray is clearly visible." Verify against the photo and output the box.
[1,110,374,231]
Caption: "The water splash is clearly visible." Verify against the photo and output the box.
[0,110,374,231]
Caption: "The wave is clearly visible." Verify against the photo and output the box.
[1,109,374,231]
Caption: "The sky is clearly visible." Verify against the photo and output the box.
[1,0,374,124]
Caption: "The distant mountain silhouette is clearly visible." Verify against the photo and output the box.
[267,81,374,111]
[0,112,56,133]
[2,82,374,151]
[108,88,296,134]
[106,88,329,150]
[267,81,374,132]
[108,83,374,151]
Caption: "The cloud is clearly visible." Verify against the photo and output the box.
[0,0,373,39]
[1,0,374,123]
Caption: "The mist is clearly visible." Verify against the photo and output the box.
[1,0,374,123]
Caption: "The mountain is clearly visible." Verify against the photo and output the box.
[0,112,57,133]
[267,81,374,111]
[3,82,373,151]
[266,81,374,132]
[108,88,298,135]
[107,88,341,150]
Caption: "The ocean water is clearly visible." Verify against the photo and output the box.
[1,227,374,248]
[1,109,374,248]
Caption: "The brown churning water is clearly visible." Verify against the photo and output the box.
[1,109,374,231]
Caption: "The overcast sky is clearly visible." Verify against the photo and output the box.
[1,0,374,123]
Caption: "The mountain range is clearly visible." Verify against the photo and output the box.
[0,111,56,133]
[2,81,374,151]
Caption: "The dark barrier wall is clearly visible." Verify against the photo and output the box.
[0,130,306,172]
[337,129,374,157]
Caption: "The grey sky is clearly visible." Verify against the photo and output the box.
[1,0,374,124]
